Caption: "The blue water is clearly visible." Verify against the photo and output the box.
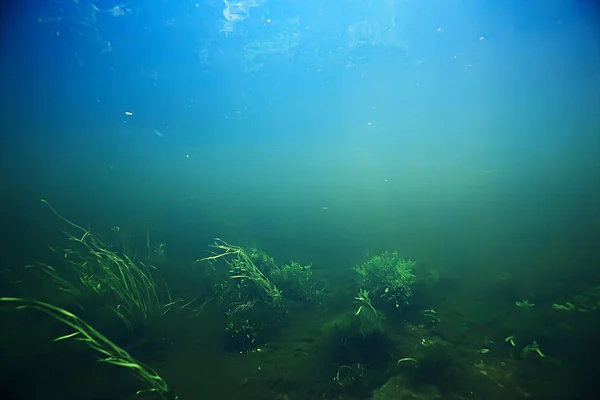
[2,0,597,269]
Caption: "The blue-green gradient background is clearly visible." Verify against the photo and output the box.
[1,0,599,287]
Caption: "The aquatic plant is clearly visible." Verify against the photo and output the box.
[224,316,263,352]
[515,300,535,308]
[355,251,417,311]
[38,200,170,328]
[334,363,364,387]
[153,242,167,257]
[1,297,176,399]
[423,308,440,324]
[505,335,516,347]
[354,288,383,336]
[552,286,600,312]
[269,261,320,303]
[246,248,320,303]
[522,341,546,358]
[197,238,283,307]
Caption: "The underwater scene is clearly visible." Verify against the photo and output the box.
[1,0,599,399]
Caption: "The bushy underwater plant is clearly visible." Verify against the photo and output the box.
[355,251,417,311]
[197,240,323,352]
[198,239,322,308]
[247,247,321,304]
[197,239,284,308]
